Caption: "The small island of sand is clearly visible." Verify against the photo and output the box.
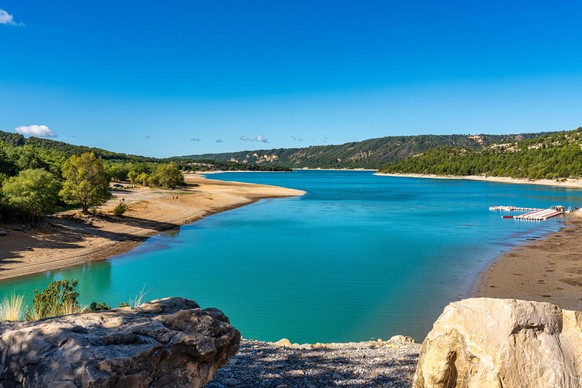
[0,174,305,281]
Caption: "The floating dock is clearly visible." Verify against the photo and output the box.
[514,208,563,221]
[489,205,543,212]
[489,205,565,221]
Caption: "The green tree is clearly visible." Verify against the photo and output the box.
[60,152,111,213]
[105,162,130,182]
[127,163,152,185]
[149,163,185,189]
[2,168,60,221]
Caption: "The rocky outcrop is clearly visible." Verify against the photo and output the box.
[414,298,582,388]
[0,297,240,387]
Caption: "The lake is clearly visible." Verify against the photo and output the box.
[1,171,581,342]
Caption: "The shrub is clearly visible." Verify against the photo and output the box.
[2,169,60,222]
[25,280,81,321]
[88,301,111,312]
[113,202,128,216]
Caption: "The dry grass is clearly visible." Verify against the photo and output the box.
[129,285,149,310]
[1,292,25,321]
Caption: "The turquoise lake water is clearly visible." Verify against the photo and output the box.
[1,171,582,342]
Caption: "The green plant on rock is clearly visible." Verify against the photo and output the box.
[88,301,111,312]
[25,279,81,321]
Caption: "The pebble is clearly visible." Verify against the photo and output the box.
[208,338,420,387]
[222,378,238,386]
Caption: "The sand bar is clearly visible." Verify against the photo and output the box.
[474,210,582,310]
[376,172,582,189]
[0,174,305,281]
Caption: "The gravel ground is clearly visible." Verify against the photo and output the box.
[206,337,421,388]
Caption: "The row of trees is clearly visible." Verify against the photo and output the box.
[0,150,185,222]
[106,162,185,188]
[1,153,111,220]
[380,128,582,180]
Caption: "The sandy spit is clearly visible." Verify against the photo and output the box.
[473,210,582,310]
[0,174,305,281]
[375,172,582,189]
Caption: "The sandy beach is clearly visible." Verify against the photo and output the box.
[474,210,582,310]
[0,174,304,281]
[376,172,582,189]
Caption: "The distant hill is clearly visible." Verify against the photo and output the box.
[179,133,549,169]
[0,131,159,164]
[0,130,289,172]
[379,128,582,179]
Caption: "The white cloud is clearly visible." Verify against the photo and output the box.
[240,135,268,143]
[0,9,23,26]
[15,124,57,138]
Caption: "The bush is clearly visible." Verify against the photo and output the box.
[88,301,111,312]
[2,168,60,221]
[25,280,81,321]
[113,202,128,216]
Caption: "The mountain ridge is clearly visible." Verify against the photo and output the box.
[178,132,552,169]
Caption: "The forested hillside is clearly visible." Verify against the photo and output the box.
[379,128,582,179]
[181,133,547,169]
[0,131,289,174]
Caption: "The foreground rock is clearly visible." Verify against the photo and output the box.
[208,336,420,387]
[0,297,240,387]
[414,298,582,388]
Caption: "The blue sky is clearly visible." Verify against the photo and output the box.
[1,1,582,157]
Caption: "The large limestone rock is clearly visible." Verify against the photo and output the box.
[0,297,240,387]
[414,298,582,388]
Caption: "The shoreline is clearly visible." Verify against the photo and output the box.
[375,172,582,189]
[377,171,582,309]
[473,210,582,310]
[0,174,305,282]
